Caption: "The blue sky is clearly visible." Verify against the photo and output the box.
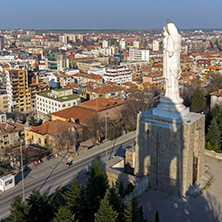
[0,0,222,29]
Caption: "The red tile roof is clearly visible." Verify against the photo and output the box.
[31,119,80,135]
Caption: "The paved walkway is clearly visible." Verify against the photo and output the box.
[138,156,222,222]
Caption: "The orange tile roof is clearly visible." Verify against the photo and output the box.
[122,82,136,86]
[51,97,125,124]
[0,121,24,134]
[142,82,152,86]
[65,82,79,88]
[31,119,80,135]
[89,85,124,94]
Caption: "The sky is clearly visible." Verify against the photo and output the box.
[0,0,222,30]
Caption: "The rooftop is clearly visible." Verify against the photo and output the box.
[37,90,79,102]
[31,119,80,135]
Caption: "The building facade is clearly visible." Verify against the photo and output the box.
[103,66,132,84]
[36,88,81,118]
[6,70,31,112]
[129,48,149,62]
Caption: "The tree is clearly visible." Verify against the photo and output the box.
[63,178,81,215]
[155,210,160,222]
[26,190,53,222]
[118,181,125,198]
[51,126,77,152]
[191,87,206,113]
[30,116,35,126]
[87,114,105,144]
[8,196,27,222]
[107,186,124,222]
[124,194,143,222]
[54,206,77,222]
[85,158,109,220]
[206,118,221,150]
[94,192,118,222]
[21,114,26,124]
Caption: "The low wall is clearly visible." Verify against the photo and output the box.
[205,149,222,160]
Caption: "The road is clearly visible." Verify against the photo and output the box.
[0,131,136,220]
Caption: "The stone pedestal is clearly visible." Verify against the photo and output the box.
[134,107,205,197]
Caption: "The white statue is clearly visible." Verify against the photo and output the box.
[153,20,189,118]
[162,20,181,102]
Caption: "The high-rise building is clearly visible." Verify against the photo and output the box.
[129,48,149,62]
[46,52,68,71]
[133,41,140,49]
[119,39,127,50]
[153,40,159,52]
[0,36,4,50]
[6,70,31,112]
[59,36,68,44]
[102,40,111,48]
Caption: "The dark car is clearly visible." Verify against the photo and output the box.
[23,166,29,171]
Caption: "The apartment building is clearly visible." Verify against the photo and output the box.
[6,69,31,112]
[103,66,132,84]
[46,52,68,71]
[89,85,125,100]
[0,120,24,150]
[0,91,8,112]
[36,88,81,119]
[129,48,149,62]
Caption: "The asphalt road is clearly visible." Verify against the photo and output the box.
[0,132,136,220]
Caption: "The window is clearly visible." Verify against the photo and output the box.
[38,138,41,144]
[68,103,71,107]
[3,135,8,139]
[5,179,13,186]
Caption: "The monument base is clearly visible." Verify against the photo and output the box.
[153,97,189,119]
[134,108,205,197]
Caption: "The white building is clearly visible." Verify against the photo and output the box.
[0,174,15,192]
[103,66,132,84]
[153,40,159,52]
[119,39,127,50]
[102,40,111,48]
[36,88,81,118]
[129,48,149,62]
[133,41,140,49]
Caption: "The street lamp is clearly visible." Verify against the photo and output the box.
[19,131,25,202]
[105,112,108,161]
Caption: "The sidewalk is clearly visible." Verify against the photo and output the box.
[138,155,222,222]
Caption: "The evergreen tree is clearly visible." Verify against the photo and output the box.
[54,206,77,222]
[206,118,221,150]
[206,141,211,150]
[63,178,81,212]
[8,196,27,222]
[118,181,125,198]
[124,194,143,222]
[85,158,109,220]
[107,186,124,222]
[155,210,160,222]
[94,192,118,222]
[191,87,206,113]
[26,190,53,222]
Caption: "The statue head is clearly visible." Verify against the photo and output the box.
[166,22,179,36]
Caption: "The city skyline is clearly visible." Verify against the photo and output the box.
[1,0,222,29]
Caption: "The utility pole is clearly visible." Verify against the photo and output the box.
[19,131,25,202]
[105,112,108,161]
